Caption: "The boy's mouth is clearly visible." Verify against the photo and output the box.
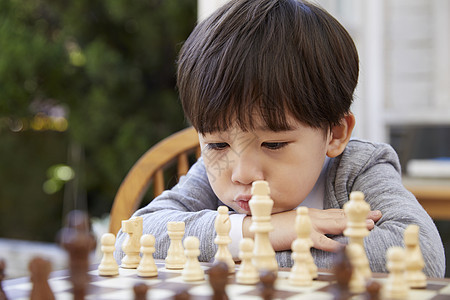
[234,194,252,212]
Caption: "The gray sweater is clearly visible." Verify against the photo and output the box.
[114,139,445,277]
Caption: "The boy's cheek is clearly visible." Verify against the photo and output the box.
[203,156,235,181]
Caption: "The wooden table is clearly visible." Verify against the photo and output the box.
[403,177,450,220]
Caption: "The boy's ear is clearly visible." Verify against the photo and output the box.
[326,113,355,158]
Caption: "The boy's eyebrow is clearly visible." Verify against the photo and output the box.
[255,125,297,132]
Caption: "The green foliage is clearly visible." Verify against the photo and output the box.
[0,0,197,240]
[0,131,68,241]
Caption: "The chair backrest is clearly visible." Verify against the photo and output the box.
[108,126,200,235]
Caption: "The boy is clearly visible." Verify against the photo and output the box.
[115,0,445,277]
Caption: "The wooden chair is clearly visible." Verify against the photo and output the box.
[108,126,200,235]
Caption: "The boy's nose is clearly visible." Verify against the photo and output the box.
[230,153,264,185]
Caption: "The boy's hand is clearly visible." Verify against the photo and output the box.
[242,208,382,252]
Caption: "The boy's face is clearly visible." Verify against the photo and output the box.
[199,115,332,215]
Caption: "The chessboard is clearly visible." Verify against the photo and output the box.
[3,260,450,300]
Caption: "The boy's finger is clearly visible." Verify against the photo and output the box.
[366,219,375,230]
[309,208,347,235]
[367,210,382,221]
[312,233,344,252]
[314,217,347,235]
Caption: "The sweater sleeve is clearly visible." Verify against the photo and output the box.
[328,140,445,278]
[114,157,222,263]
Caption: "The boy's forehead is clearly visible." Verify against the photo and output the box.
[234,110,298,131]
[199,109,329,139]
[206,113,300,135]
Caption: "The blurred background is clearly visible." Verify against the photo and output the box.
[0,0,197,277]
[0,0,449,277]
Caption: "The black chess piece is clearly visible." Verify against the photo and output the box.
[208,261,229,300]
[133,282,148,300]
[259,269,277,300]
[174,288,190,300]
[331,246,353,300]
[365,280,381,300]
[0,259,8,300]
[29,257,55,300]
[58,210,96,300]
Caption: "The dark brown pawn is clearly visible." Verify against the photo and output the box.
[29,257,55,300]
[331,246,353,300]
[365,280,381,300]
[208,261,229,300]
[0,259,7,300]
[58,210,96,300]
[259,270,277,300]
[133,282,148,300]
[173,289,190,300]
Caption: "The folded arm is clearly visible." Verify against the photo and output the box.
[114,158,222,263]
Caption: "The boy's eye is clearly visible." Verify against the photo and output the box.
[206,143,229,150]
[262,142,288,150]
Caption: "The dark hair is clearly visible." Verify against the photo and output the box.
[177,0,359,134]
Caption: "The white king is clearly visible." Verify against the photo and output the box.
[249,180,278,272]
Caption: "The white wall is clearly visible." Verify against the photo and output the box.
[197,0,230,21]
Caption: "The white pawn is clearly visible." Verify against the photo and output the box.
[343,191,370,247]
[346,243,366,294]
[295,207,317,279]
[404,225,426,288]
[137,234,158,277]
[296,207,312,241]
[384,246,409,300]
[289,239,312,286]
[98,233,119,276]
[214,206,235,273]
[182,236,204,281]
[236,238,259,284]
[165,221,186,269]
[343,191,371,279]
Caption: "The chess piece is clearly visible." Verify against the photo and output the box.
[214,206,235,273]
[208,261,229,300]
[182,236,204,281]
[384,246,409,300]
[343,191,371,279]
[365,280,381,300]
[121,216,143,268]
[29,257,55,300]
[249,181,277,272]
[174,289,191,300]
[137,234,158,277]
[98,233,119,276]
[236,238,259,284]
[133,282,148,300]
[0,259,7,300]
[343,191,370,247]
[165,221,186,269]
[294,207,318,279]
[346,243,367,294]
[404,224,426,288]
[331,246,352,300]
[289,240,312,286]
[259,270,277,300]
[59,210,96,300]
